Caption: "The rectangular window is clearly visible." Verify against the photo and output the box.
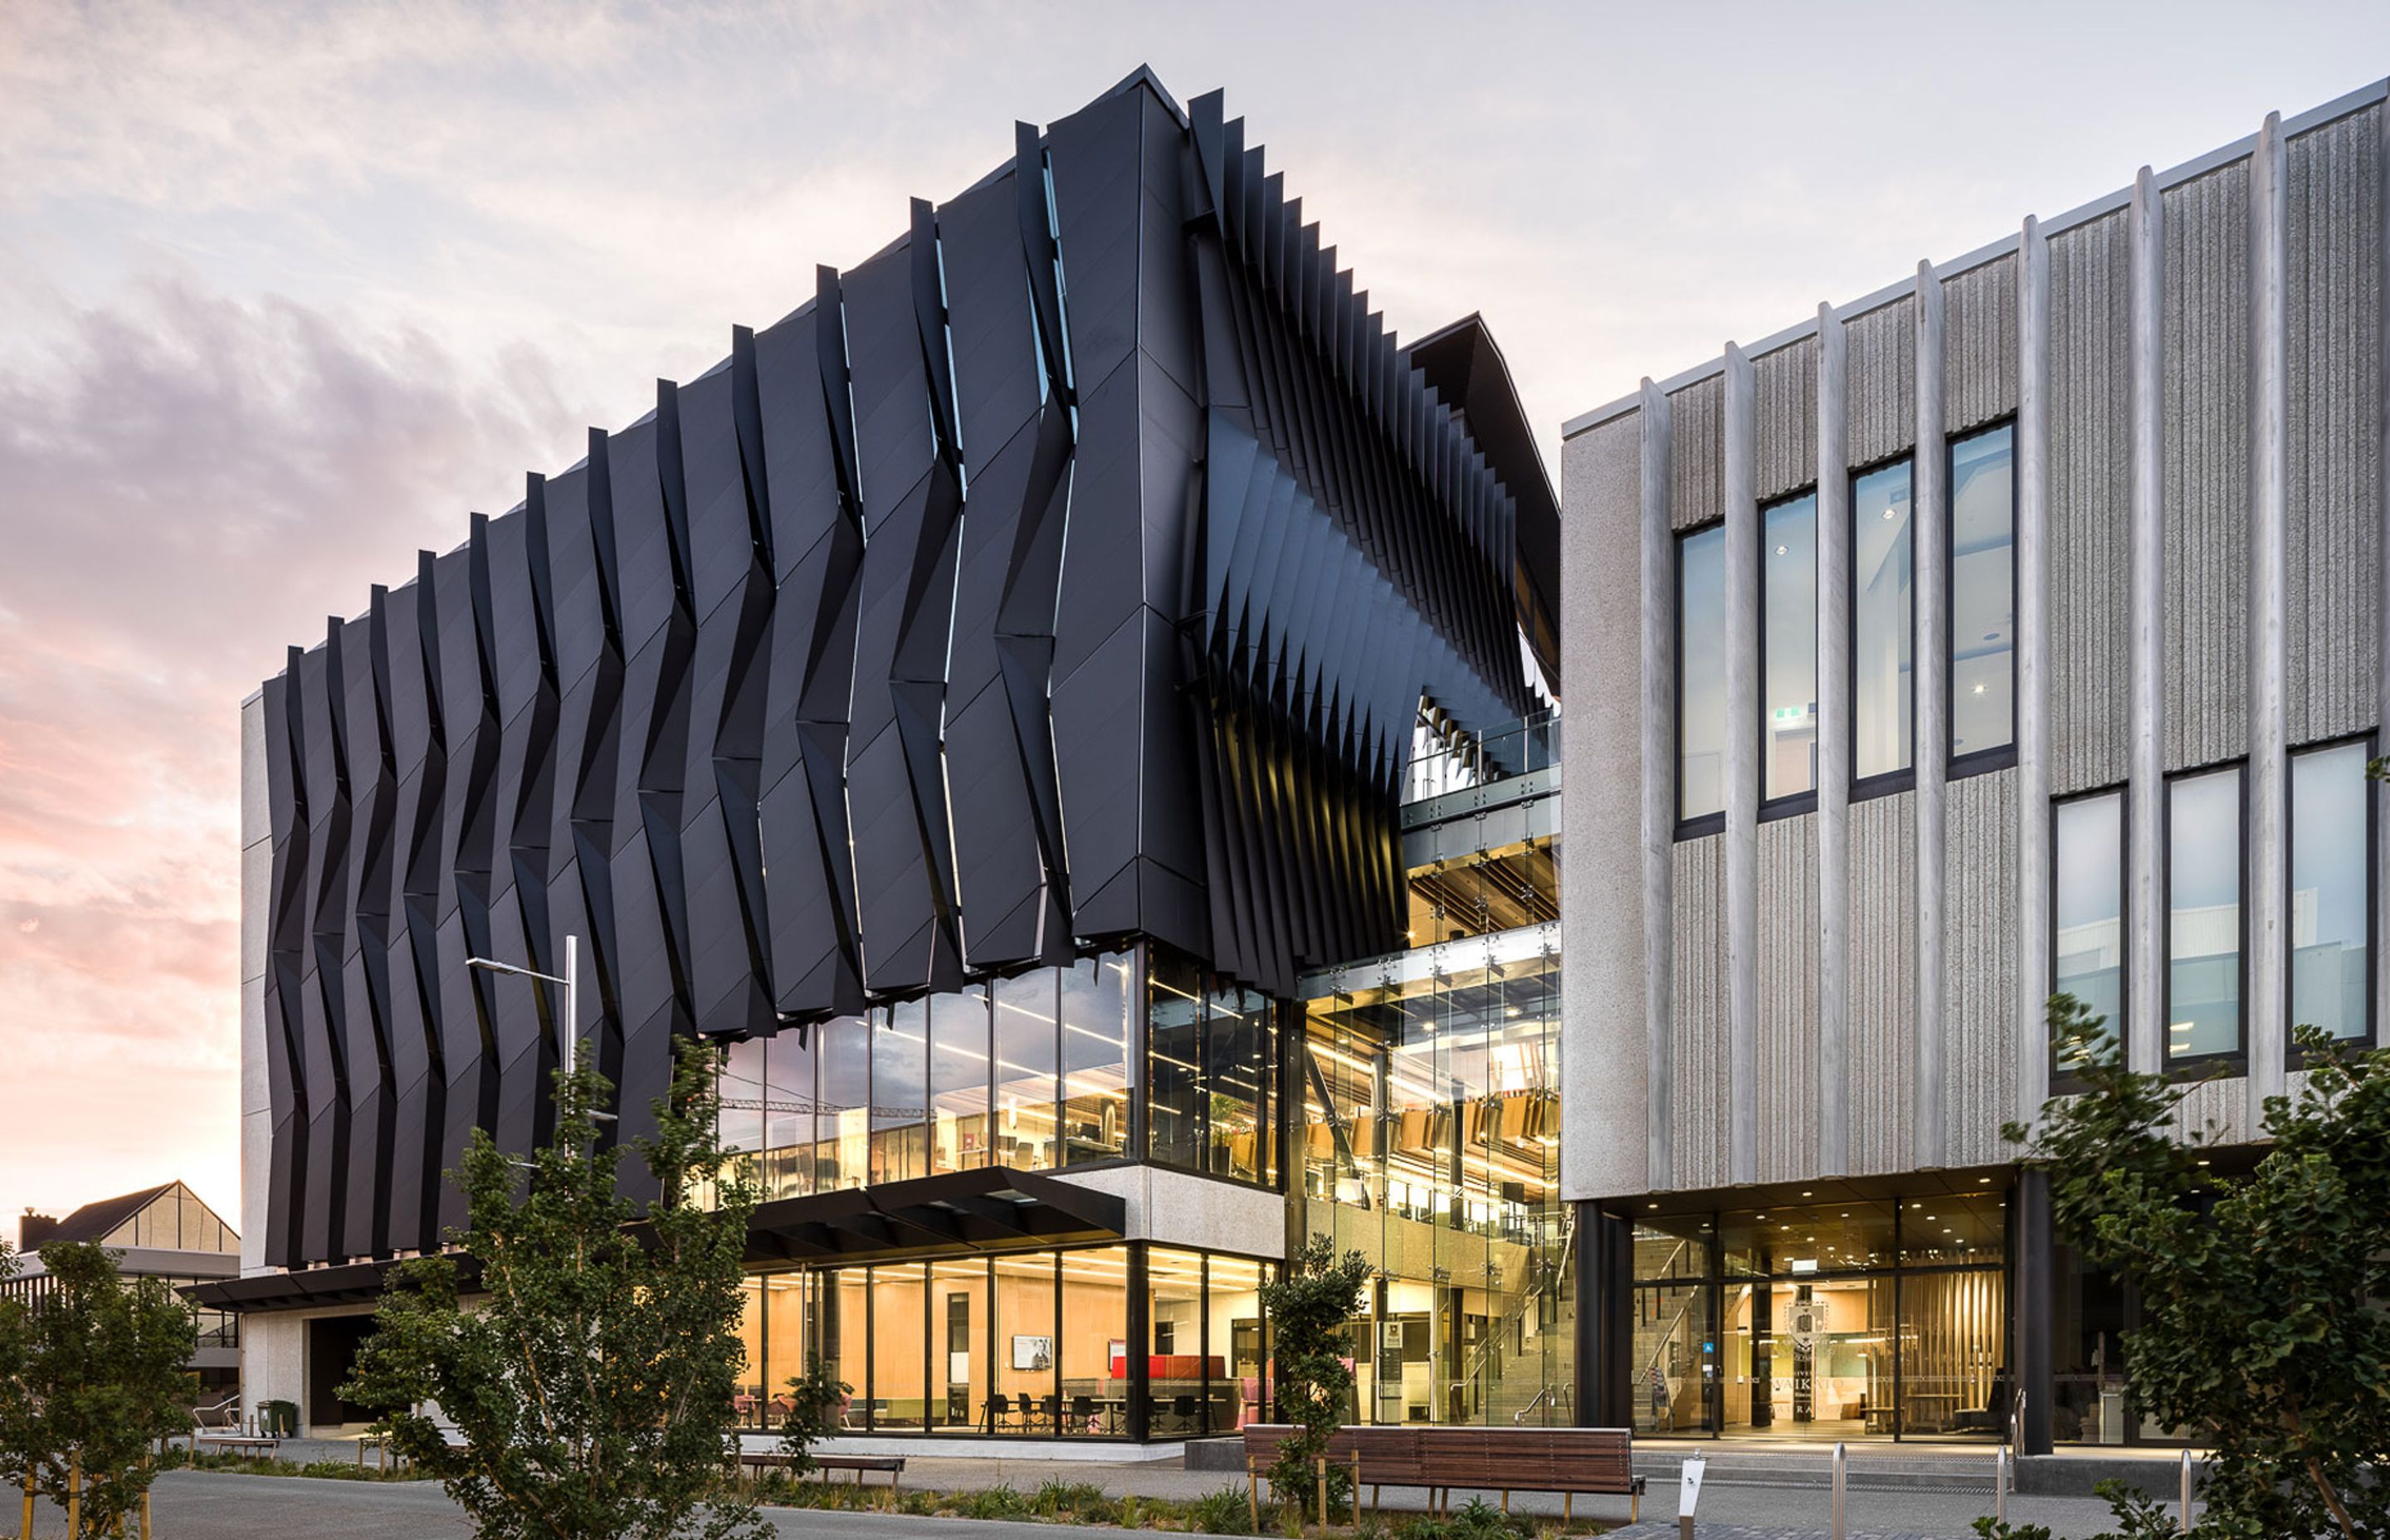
[1949,426,2015,763]
[929,986,991,1175]
[2167,766,2244,1062]
[1852,461,1914,784]
[872,1001,930,1182]
[1061,952,1133,1165]
[2290,740,2374,1043]
[993,968,1061,1171]
[817,1015,871,1192]
[1146,948,1203,1171]
[1677,524,1728,826]
[1762,493,1819,804]
[2053,790,2126,1072]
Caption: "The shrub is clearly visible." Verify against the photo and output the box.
[1034,1478,1106,1515]
[1187,1484,1258,1534]
[957,1484,1031,1521]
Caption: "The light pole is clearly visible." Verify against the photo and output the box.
[466,934,612,1123]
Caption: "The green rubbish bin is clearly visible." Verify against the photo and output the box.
[260,1400,298,1438]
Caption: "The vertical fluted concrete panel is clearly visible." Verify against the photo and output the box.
[1722,346,1760,1187]
[2248,115,2290,1119]
[2171,1072,2252,1146]
[1561,412,1651,1202]
[2128,171,2168,1077]
[1816,308,1853,1177]
[1670,373,1724,531]
[2017,217,2055,1128]
[1755,336,1818,500]
[1846,792,1916,1176]
[1639,385,1679,1189]
[1757,814,1820,1182]
[1944,768,2017,1167]
[2163,159,2254,771]
[2285,107,2383,744]
[1846,298,1917,467]
[1671,836,1731,1192]
[2049,211,2134,794]
[1908,282,1948,1170]
[1944,253,2020,431]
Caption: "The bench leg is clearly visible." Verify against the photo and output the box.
[1500,1489,1510,1516]
[1563,1493,1571,1524]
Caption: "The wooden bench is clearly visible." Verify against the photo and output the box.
[730,1450,905,1494]
[1239,1424,1644,1525]
[189,1433,280,1458]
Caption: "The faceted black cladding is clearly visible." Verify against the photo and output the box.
[256,70,1555,1267]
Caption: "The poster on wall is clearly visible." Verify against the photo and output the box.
[1011,1335,1053,1372]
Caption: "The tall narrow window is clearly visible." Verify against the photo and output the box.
[1949,426,2015,762]
[1761,493,1819,804]
[1852,461,1914,783]
[2167,767,2244,1062]
[2290,741,2373,1042]
[1678,524,1728,825]
[2053,791,2125,1071]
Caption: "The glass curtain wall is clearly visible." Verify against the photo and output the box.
[1145,946,1282,1185]
[1301,928,1571,1426]
[716,950,1146,1194]
[729,1243,1272,1440]
[1628,1186,2009,1440]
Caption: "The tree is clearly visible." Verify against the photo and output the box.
[2005,992,2390,1540]
[344,1035,766,1540]
[0,1240,195,1538]
[1256,1233,1372,1522]
[774,1356,848,1476]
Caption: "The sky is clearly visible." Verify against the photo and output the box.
[2,0,2385,1239]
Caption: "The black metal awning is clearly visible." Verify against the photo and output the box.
[743,1167,1125,1264]
[181,1254,484,1313]
[183,1169,1124,1311]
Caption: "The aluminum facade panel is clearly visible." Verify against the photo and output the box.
[1845,297,1917,468]
[1944,253,2019,433]
[1846,791,1916,1176]
[2285,107,2384,744]
[2048,211,2134,795]
[250,74,1542,1266]
[2163,160,2254,772]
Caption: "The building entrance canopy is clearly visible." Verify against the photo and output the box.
[743,1167,1126,1265]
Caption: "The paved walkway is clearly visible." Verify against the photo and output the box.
[41,1465,2188,1538]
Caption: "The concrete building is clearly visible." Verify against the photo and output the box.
[1560,82,2385,1449]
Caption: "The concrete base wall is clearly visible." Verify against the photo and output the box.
[1048,1167,1285,1260]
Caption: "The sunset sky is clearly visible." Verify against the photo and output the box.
[2,0,2384,1237]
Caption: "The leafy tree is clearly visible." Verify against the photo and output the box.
[344,1035,766,1540]
[2006,990,2390,1539]
[775,1355,849,1475]
[1256,1233,1371,1521]
[0,1240,195,1538]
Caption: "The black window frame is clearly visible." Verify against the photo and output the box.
[2162,760,2251,1073]
[2048,783,2129,1093]
[1675,519,1729,839]
[2285,731,2379,1060]
[1946,419,2019,780]
[1848,452,1918,803]
[1758,485,1822,822]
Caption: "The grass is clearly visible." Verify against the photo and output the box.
[740,1473,1615,1534]
[158,1446,436,1482]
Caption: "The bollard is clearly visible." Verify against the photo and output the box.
[1995,1446,2007,1525]
[1677,1454,1706,1540]
[1830,1440,1846,1540]
[2179,1449,2193,1533]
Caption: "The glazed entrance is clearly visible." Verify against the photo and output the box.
[1631,1184,2008,1440]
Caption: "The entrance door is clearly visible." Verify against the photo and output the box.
[306,1315,377,1429]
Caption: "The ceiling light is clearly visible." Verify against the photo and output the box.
[1881,508,1896,520]
[1775,544,1788,556]
[1972,684,1986,694]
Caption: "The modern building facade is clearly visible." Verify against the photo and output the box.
[213,67,1565,1440]
[215,63,2388,1455]
[11,1183,242,1396]
[1560,84,2386,1450]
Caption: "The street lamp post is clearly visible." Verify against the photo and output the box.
[466,934,612,1122]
